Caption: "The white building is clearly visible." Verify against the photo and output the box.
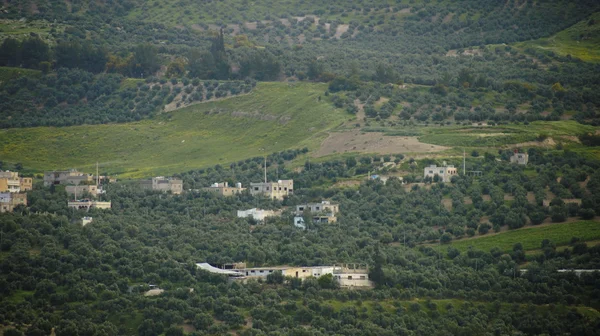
[250,180,293,200]
[510,152,529,165]
[81,216,93,226]
[293,216,306,230]
[424,164,458,183]
[237,208,281,222]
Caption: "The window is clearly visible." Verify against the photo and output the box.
[260,270,264,273]
[299,207,304,211]
[360,276,366,280]
[316,207,320,210]
[347,276,352,280]
[284,187,287,191]
[429,170,433,174]
[254,187,259,191]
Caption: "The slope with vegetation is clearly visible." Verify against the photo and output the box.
[0,82,344,177]
[1,148,600,335]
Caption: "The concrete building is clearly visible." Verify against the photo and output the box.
[197,263,373,288]
[0,192,27,213]
[424,164,458,183]
[204,182,246,196]
[333,264,374,288]
[44,170,94,186]
[140,177,183,195]
[68,199,112,211]
[510,152,529,165]
[0,171,21,193]
[250,180,293,200]
[66,185,99,198]
[295,201,339,224]
[0,171,31,193]
[237,208,281,222]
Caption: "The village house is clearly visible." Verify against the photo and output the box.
[66,185,100,198]
[204,182,246,196]
[295,201,339,224]
[0,171,32,193]
[237,208,281,222]
[250,180,293,200]
[423,164,458,183]
[68,199,112,211]
[196,263,374,288]
[0,192,27,213]
[510,151,529,165]
[140,177,183,195]
[44,170,94,186]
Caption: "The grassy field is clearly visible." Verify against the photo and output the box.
[0,82,346,177]
[417,121,595,148]
[449,220,600,253]
[517,12,600,62]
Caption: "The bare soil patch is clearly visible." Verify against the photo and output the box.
[334,24,349,39]
[315,131,449,157]
[244,22,257,30]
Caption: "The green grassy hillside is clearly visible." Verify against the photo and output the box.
[518,12,600,62]
[0,82,345,177]
[448,220,600,253]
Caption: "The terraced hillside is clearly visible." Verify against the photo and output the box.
[0,82,345,177]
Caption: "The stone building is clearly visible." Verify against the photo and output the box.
[250,180,293,200]
[140,177,183,195]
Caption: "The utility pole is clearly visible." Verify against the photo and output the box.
[96,162,99,186]
[264,155,267,183]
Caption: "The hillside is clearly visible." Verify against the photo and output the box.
[518,12,600,62]
[447,220,600,253]
[0,82,345,177]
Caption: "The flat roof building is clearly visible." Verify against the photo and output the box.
[0,171,31,193]
[140,177,183,195]
[68,199,112,211]
[204,182,246,196]
[295,201,339,224]
[44,170,94,186]
[250,180,293,200]
[424,164,457,183]
[0,192,27,213]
